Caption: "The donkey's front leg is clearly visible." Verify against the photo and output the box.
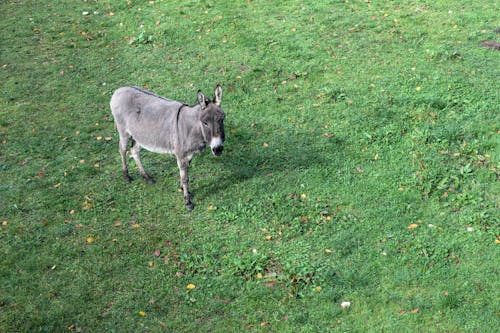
[177,157,193,211]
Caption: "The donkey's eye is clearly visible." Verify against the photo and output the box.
[202,122,209,127]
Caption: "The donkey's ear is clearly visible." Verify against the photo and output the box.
[198,90,207,109]
[214,84,222,106]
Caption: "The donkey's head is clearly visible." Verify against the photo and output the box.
[198,85,225,156]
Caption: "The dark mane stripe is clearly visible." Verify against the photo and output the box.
[131,86,201,108]
[131,86,175,103]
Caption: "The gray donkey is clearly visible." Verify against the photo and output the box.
[110,85,225,210]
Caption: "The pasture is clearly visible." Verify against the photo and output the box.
[1,0,499,331]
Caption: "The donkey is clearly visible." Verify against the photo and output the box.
[110,85,225,210]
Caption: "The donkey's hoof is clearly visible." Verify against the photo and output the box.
[185,202,194,211]
[142,175,155,184]
[124,175,133,183]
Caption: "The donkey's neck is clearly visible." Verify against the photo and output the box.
[175,104,206,155]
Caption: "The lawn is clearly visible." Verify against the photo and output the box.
[1,0,499,331]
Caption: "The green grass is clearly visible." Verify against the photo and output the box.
[1,0,499,331]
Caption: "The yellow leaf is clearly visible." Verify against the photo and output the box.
[187,283,196,290]
[315,286,322,292]
[138,311,146,317]
[257,273,263,279]
[1,221,7,226]
[86,237,95,244]
[408,223,419,230]
[132,223,140,228]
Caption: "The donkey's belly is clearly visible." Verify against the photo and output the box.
[131,132,176,154]
[140,143,175,154]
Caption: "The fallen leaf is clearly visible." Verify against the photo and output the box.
[138,311,146,317]
[154,249,161,257]
[411,308,419,314]
[2,221,7,226]
[315,286,322,292]
[187,283,196,290]
[86,237,95,244]
[340,301,351,308]
[114,221,121,227]
[408,223,419,230]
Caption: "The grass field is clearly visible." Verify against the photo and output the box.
[1,0,499,331]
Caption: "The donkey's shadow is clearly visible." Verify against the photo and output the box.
[194,126,346,199]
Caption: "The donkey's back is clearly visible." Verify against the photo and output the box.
[111,87,180,129]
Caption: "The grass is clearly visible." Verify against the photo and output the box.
[1,0,499,331]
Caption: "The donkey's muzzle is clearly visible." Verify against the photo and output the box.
[212,145,223,156]
[210,137,224,156]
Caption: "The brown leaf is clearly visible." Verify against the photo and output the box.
[480,41,500,50]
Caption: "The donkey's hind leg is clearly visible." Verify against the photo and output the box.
[130,140,155,184]
[118,130,132,183]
